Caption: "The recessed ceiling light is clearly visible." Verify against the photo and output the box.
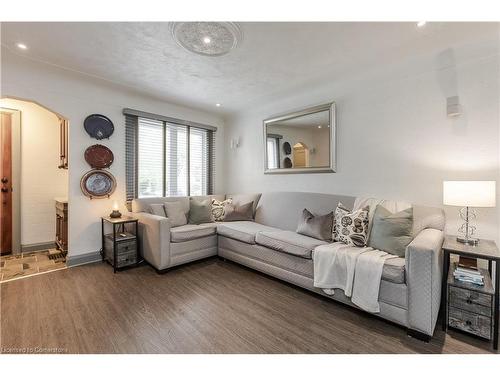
[215,103,221,107]
[417,21,427,28]
[318,125,322,129]
[16,43,28,50]
[203,36,211,44]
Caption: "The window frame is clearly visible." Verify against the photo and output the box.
[125,108,216,200]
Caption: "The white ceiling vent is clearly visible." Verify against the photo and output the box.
[169,22,242,57]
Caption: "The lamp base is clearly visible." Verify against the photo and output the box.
[456,236,479,246]
[110,210,122,219]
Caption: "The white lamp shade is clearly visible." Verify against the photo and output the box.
[443,181,496,207]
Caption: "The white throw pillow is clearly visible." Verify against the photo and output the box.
[333,202,370,247]
[212,198,233,221]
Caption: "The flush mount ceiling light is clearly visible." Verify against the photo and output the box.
[16,42,28,50]
[169,22,242,57]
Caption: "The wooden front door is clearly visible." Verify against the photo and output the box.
[0,113,12,255]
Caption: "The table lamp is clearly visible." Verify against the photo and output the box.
[443,181,496,245]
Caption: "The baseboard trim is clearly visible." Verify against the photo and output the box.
[21,241,56,252]
[66,251,101,267]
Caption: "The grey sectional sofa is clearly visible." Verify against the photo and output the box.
[130,191,445,340]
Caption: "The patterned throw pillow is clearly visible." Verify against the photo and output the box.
[212,198,233,221]
[333,202,370,247]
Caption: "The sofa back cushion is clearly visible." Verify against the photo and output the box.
[131,195,225,214]
[255,191,356,231]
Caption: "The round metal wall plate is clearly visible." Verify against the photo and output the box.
[84,114,114,140]
[80,169,116,199]
[84,144,114,169]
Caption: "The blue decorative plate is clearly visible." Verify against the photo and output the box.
[80,169,116,199]
[84,114,114,140]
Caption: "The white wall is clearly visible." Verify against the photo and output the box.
[224,40,500,242]
[0,98,68,247]
[1,49,225,259]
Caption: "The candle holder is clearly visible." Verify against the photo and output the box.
[110,201,122,219]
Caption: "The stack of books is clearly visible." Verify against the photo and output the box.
[453,266,484,286]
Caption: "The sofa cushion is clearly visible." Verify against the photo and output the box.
[217,221,281,244]
[226,193,262,216]
[170,223,217,243]
[223,201,254,222]
[164,201,187,227]
[189,199,213,224]
[256,231,327,259]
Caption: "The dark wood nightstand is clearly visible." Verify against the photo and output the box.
[100,216,140,273]
[442,235,499,350]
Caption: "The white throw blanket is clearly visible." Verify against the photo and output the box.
[313,243,397,313]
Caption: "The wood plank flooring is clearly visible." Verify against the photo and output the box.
[0,257,496,354]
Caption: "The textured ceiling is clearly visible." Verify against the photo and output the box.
[1,22,497,115]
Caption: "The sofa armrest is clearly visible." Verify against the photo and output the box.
[405,228,444,336]
[130,212,171,270]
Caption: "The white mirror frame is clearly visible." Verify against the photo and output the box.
[263,101,336,174]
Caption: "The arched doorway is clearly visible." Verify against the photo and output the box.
[0,96,69,281]
[293,142,309,168]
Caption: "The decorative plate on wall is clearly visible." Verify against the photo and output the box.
[283,142,292,155]
[84,144,114,169]
[80,169,116,199]
[84,114,114,140]
[284,157,293,168]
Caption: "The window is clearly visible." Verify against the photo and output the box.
[125,109,215,200]
[267,137,279,169]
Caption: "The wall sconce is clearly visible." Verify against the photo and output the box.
[447,96,462,117]
[230,137,241,149]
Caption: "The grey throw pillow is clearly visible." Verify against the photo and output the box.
[296,209,333,241]
[368,205,414,257]
[223,201,254,222]
[164,201,187,227]
[188,199,213,224]
[149,204,166,217]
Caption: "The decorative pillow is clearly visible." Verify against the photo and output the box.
[333,202,370,247]
[164,201,187,228]
[223,201,254,222]
[368,205,413,257]
[296,209,333,241]
[188,199,213,224]
[149,204,166,217]
[212,198,233,222]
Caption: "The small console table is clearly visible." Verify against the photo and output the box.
[442,235,499,350]
[100,216,140,273]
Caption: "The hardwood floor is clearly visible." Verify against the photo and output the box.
[0,257,496,354]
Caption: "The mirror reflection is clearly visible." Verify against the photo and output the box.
[265,108,332,171]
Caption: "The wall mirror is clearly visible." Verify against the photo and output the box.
[263,102,336,174]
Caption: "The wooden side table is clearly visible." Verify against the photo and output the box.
[100,216,140,273]
[442,235,499,350]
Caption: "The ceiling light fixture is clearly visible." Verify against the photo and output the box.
[417,21,427,28]
[215,103,221,107]
[16,42,28,50]
[170,22,242,57]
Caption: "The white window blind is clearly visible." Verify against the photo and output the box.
[165,123,188,196]
[189,127,209,196]
[267,137,279,169]
[138,117,164,198]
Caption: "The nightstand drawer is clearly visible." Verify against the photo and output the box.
[449,307,492,339]
[449,286,492,317]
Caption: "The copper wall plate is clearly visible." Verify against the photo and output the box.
[80,169,116,199]
[84,144,114,169]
